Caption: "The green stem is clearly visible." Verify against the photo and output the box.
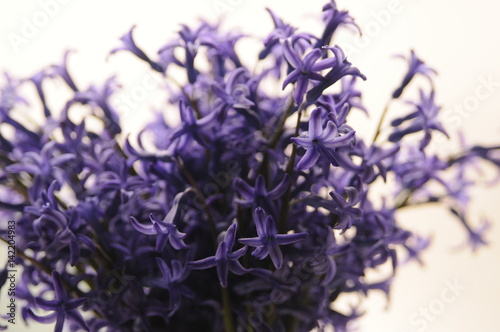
[221,287,236,332]
[372,100,392,143]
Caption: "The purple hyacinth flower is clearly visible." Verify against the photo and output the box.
[169,101,218,150]
[392,50,436,98]
[27,70,52,118]
[68,77,122,135]
[259,8,297,60]
[6,142,75,201]
[26,271,89,332]
[188,222,249,287]
[155,258,194,314]
[234,173,289,217]
[306,46,366,103]
[130,189,188,251]
[110,25,164,72]
[282,39,334,105]
[238,208,308,269]
[50,50,79,92]
[291,107,356,171]
[315,1,359,48]
[130,213,188,252]
[389,89,448,150]
[450,208,490,251]
[329,187,361,232]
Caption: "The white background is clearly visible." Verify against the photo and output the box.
[1,0,500,331]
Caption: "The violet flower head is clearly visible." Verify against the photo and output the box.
[389,89,448,150]
[450,208,490,251]
[110,25,164,72]
[26,272,88,332]
[233,173,289,218]
[306,46,366,103]
[316,1,359,48]
[259,8,298,60]
[188,223,248,287]
[291,107,356,171]
[168,100,218,149]
[50,51,79,92]
[154,258,194,314]
[282,39,329,105]
[130,192,188,252]
[239,208,308,269]
[392,49,437,98]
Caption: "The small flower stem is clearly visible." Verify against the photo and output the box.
[0,237,51,274]
[256,97,295,183]
[394,188,415,209]
[221,286,236,332]
[278,106,304,234]
[372,99,392,143]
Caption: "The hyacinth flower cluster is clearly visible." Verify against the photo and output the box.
[1,1,499,332]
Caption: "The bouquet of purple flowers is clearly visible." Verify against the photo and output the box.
[1,1,498,331]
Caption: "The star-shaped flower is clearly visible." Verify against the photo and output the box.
[188,222,248,287]
[238,208,308,269]
[291,107,356,171]
[130,189,188,251]
[26,272,89,332]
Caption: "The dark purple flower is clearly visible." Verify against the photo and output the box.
[188,222,249,287]
[259,8,297,60]
[130,200,188,251]
[282,39,332,105]
[392,50,436,98]
[239,208,308,269]
[392,149,448,193]
[234,174,289,218]
[50,50,79,92]
[0,2,496,331]
[291,107,356,170]
[306,46,366,103]
[111,25,164,72]
[26,271,89,332]
[211,67,255,123]
[158,22,217,82]
[154,258,194,314]
[389,89,448,150]
[67,77,122,135]
[316,1,359,48]
[329,187,361,231]
[169,101,218,150]
[27,70,51,118]
[6,142,75,201]
[450,208,490,251]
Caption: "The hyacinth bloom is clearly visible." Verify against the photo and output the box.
[389,89,448,150]
[155,258,194,313]
[188,223,248,287]
[392,50,437,99]
[110,25,164,73]
[316,1,359,48]
[26,272,88,332]
[0,1,499,331]
[291,107,356,170]
[238,208,308,269]
[233,174,289,218]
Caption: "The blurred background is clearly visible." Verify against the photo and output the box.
[1,0,499,331]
